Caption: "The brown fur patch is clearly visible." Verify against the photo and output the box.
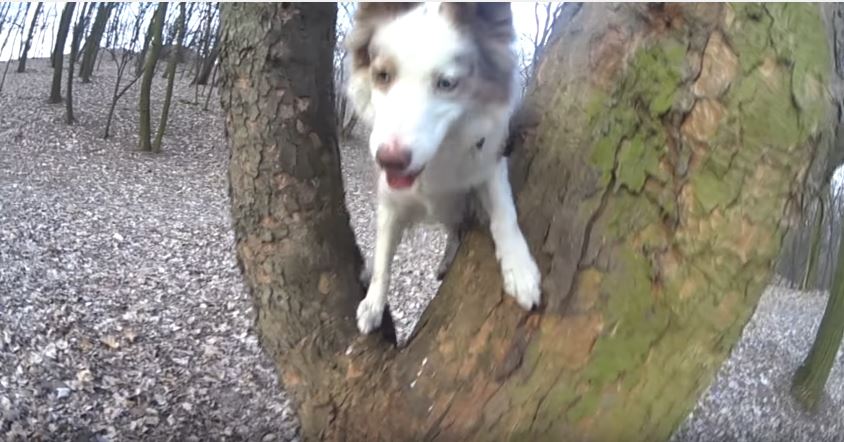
[440,3,517,105]
[346,3,419,72]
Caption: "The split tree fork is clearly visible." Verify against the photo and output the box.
[221,3,842,440]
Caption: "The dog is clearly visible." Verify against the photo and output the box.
[346,2,541,334]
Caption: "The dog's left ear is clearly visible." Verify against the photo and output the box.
[439,2,515,43]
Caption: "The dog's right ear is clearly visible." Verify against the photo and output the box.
[347,3,418,71]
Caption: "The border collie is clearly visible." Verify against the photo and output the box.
[346,2,541,334]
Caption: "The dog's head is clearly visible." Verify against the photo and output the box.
[346,3,517,189]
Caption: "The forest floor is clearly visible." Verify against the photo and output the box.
[0,58,842,441]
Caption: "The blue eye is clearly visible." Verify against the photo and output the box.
[436,76,459,91]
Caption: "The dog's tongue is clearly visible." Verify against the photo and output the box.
[386,171,417,189]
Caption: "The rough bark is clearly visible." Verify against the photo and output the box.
[49,2,75,104]
[79,2,114,83]
[17,2,41,73]
[152,3,186,153]
[138,2,166,152]
[223,3,837,440]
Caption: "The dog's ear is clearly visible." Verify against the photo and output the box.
[439,3,515,43]
[347,3,419,71]
[440,2,516,96]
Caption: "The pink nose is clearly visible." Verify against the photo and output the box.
[376,141,411,171]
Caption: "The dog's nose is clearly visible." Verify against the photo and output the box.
[376,142,412,171]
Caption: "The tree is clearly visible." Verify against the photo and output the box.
[221,3,840,440]
[151,2,186,153]
[49,2,75,104]
[193,3,219,86]
[802,192,827,290]
[0,3,26,94]
[17,2,42,73]
[65,2,89,124]
[138,2,167,152]
[79,2,114,83]
[103,3,147,139]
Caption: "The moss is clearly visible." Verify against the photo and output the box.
[728,3,774,73]
[586,248,670,387]
[690,162,743,213]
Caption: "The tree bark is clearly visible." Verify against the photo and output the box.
[222,3,838,440]
[16,2,41,73]
[49,2,75,104]
[138,2,166,152]
[152,2,186,153]
[79,2,113,83]
[66,3,87,124]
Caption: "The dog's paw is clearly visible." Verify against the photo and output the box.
[500,252,541,310]
[356,296,385,334]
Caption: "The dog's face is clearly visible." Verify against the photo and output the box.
[346,3,516,189]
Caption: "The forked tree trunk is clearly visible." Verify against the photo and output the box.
[79,2,114,83]
[152,2,186,153]
[138,2,166,152]
[222,3,839,440]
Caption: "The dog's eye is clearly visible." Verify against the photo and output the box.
[436,76,459,92]
[373,70,391,85]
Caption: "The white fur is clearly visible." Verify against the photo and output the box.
[349,3,541,334]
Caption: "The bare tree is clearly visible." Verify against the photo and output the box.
[138,2,167,152]
[16,2,42,73]
[79,2,115,83]
[192,3,219,86]
[0,3,26,93]
[792,213,844,409]
[152,2,187,153]
[103,3,148,139]
[65,2,89,124]
[49,2,75,104]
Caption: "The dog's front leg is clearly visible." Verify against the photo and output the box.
[480,160,541,310]
[357,202,404,334]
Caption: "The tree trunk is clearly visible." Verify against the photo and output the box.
[138,2,166,152]
[792,217,844,409]
[49,2,75,104]
[193,37,219,86]
[222,3,838,440]
[152,2,186,153]
[17,2,41,73]
[79,2,113,83]
[66,3,86,124]
[802,194,826,290]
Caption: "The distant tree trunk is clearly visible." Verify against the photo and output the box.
[138,2,166,152]
[222,3,839,440]
[49,2,75,104]
[79,2,113,83]
[135,8,157,77]
[792,226,844,409]
[103,4,145,139]
[16,2,41,73]
[193,36,219,86]
[152,2,186,153]
[65,2,87,124]
[0,3,25,93]
[802,194,827,290]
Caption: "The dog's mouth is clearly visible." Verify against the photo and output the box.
[384,168,422,189]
